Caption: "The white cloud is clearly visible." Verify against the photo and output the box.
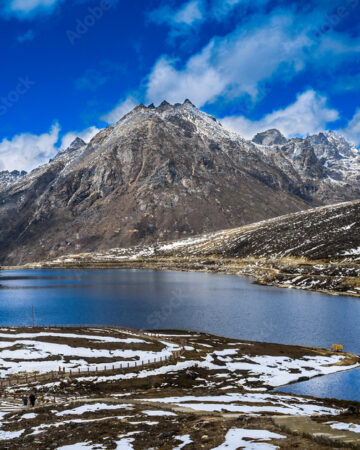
[146,5,360,107]
[0,123,103,171]
[0,123,60,172]
[100,96,138,124]
[173,0,203,25]
[210,0,268,19]
[3,0,62,18]
[148,0,270,34]
[148,0,204,37]
[316,33,360,57]
[60,126,101,150]
[221,90,339,139]
[146,14,311,106]
[341,110,360,146]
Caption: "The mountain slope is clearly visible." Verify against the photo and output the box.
[1,100,360,265]
[22,200,360,297]
[27,199,359,297]
[152,199,360,260]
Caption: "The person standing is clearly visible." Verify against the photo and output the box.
[29,392,36,407]
[23,396,28,407]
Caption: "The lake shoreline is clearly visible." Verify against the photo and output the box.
[4,254,360,299]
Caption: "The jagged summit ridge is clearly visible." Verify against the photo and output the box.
[69,137,86,150]
[115,99,228,145]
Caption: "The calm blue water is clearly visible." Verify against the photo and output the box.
[0,268,359,351]
[1,268,360,400]
[276,368,360,402]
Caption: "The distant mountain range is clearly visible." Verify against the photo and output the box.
[1,99,360,265]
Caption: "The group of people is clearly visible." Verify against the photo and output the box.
[23,392,36,408]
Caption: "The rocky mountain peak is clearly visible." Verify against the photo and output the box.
[306,130,360,162]
[133,104,147,112]
[183,98,195,107]
[69,137,86,151]
[252,129,288,146]
[155,100,171,110]
[128,99,198,116]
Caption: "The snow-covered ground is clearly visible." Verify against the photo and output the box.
[0,328,358,449]
[201,350,359,388]
[71,345,358,393]
[0,328,180,376]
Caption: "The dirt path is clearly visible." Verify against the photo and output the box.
[0,396,235,417]
[273,415,360,448]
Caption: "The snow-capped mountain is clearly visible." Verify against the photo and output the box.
[250,128,360,204]
[0,170,27,188]
[0,100,359,265]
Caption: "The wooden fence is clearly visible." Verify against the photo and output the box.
[0,325,185,389]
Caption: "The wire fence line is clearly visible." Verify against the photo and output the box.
[0,325,186,389]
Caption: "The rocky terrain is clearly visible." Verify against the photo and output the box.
[0,327,359,449]
[0,169,26,189]
[1,100,360,266]
[22,199,360,297]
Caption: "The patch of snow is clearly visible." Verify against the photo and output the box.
[212,428,285,449]
[142,410,176,416]
[57,443,99,449]
[328,422,360,433]
[0,428,24,440]
[214,349,238,356]
[21,413,37,420]
[115,437,134,449]
[174,434,192,449]
[56,403,133,416]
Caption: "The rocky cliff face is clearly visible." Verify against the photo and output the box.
[0,170,27,189]
[0,100,359,265]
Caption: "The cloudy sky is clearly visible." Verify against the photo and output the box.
[1,0,360,170]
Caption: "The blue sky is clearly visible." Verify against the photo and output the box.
[1,0,360,170]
